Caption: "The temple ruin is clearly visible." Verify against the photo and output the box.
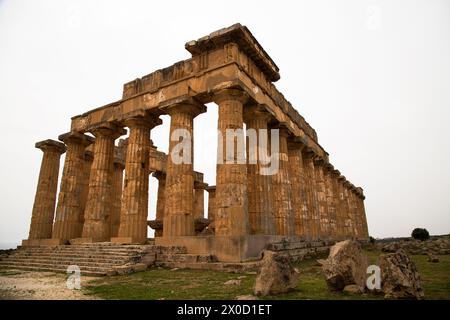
[21,24,369,263]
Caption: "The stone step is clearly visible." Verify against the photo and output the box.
[267,240,331,251]
[18,245,186,254]
[0,261,111,275]
[156,253,217,264]
[9,250,142,258]
[0,258,123,269]
[4,256,132,265]
[155,261,260,272]
[0,263,107,277]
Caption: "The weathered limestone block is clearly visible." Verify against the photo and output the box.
[287,138,307,238]
[244,105,275,235]
[214,88,249,237]
[82,124,126,242]
[114,115,161,244]
[271,127,294,236]
[254,250,300,296]
[377,249,424,299]
[321,240,368,291]
[27,140,66,241]
[163,100,206,237]
[52,132,94,242]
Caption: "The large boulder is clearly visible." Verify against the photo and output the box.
[321,240,368,291]
[254,250,299,296]
[378,249,424,299]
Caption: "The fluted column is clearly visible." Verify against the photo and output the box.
[206,186,217,222]
[52,132,94,242]
[287,138,307,238]
[244,105,275,235]
[78,150,94,235]
[302,149,320,240]
[271,127,294,236]
[153,171,166,237]
[194,181,207,219]
[163,101,206,237]
[213,89,249,237]
[313,158,329,239]
[81,124,125,242]
[110,158,125,238]
[113,115,161,244]
[343,182,357,238]
[331,170,345,240]
[356,187,369,238]
[324,164,337,240]
[26,140,66,241]
[338,177,351,238]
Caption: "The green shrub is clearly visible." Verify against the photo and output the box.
[411,228,430,241]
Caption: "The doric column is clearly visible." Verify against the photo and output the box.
[162,100,206,237]
[194,180,207,219]
[302,149,320,240]
[324,164,337,240]
[153,171,166,237]
[79,150,94,235]
[244,105,275,235]
[52,132,94,242]
[81,124,126,242]
[356,187,369,238]
[271,126,294,236]
[27,140,66,241]
[113,115,161,244]
[313,157,329,239]
[287,138,307,238]
[350,185,361,238]
[213,89,249,237]
[343,181,357,238]
[110,157,125,238]
[338,177,351,238]
[331,169,345,240]
[206,186,217,222]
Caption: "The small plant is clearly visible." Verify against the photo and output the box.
[369,236,376,244]
[411,228,430,241]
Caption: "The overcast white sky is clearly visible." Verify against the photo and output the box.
[0,0,449,247]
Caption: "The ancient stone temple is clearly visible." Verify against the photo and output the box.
[21,24,369,263]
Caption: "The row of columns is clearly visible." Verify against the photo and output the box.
[26,88,368,245]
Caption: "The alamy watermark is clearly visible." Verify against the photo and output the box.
[170,128,280,175]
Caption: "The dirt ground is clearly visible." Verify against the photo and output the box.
[0,269,99,300]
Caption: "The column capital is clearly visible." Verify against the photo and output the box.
[123,114,162,129]
[206,185,216,193]
[332,169,341,178]
[323,163,334,174]
[194,181,208,190]
[212,88,249,105]
[89,123,126,139]
[302,146,317,160]
[152,170,166,181]
[113,157,125,170]
[313,157,327,167]
[35,139,66,154]
[287,136,307,151]
[58,132,94,147]
[162,97,206,118]
[243,104,273,123]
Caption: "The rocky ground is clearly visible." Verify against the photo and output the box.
[0,269,99,300]
[374,234,450,255]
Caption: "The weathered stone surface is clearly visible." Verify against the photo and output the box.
[254,250,299,296]
[343,284,363,295]
[321,240,368,291]
[378,250,425,300]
